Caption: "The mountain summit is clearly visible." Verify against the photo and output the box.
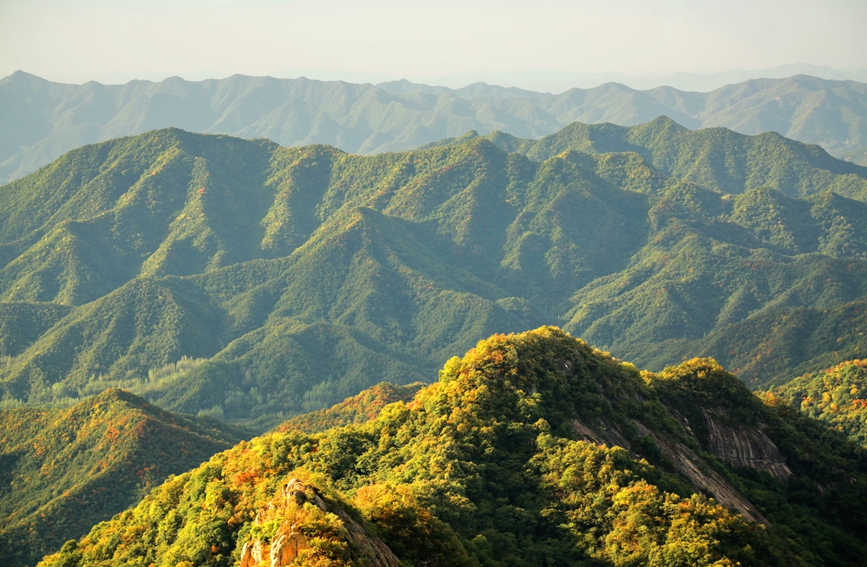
[38,328,867,567]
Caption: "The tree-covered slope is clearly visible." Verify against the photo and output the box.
[3,71,867,183]
[560,185,867,385]
[37,328,867,567]
[463,117,867,199]
[3,125,867,422]
[277,382,424,434]
[0,389,250,567]
[763,360,867,446]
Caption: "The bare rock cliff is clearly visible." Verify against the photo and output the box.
[702,410,792,482]
[632,421,771,525]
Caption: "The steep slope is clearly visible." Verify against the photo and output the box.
[278,382,424,434]
[0,389,250,567]
[3,71,867,183]
[3,126,867,421]
[38,328,867,567]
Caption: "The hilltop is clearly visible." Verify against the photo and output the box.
[38,328,867,567]
[0,389,250,566]
[278,382,424,434]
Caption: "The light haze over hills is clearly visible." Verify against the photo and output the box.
[405,64,867,94]
[2,71,867,185]
[36,63,867,94]
[3,0,864,88]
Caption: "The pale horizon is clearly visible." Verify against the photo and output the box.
[2,0,866,92]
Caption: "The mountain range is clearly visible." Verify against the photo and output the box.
[4,59,867,567]
[410,63,867,94]
[2,71,867,185]
[3,121,867,427]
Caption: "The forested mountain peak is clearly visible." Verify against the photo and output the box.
[36,328,867,567]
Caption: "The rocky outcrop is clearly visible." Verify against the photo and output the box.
[269,532,308,566]
[239,478,400,567]
[569,419,632,450]
[239,541,265,567]
[632,422,770,525]
[569,416,771,525]
[703,411,792,481]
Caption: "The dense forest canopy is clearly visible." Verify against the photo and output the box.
[764,360,867,446]
[2,123,867,428]
[35,328,867,567]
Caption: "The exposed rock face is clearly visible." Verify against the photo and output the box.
[569,419,632,450]
[238,478,401,567]
[703,411,792,482]
[239,541,265,567]
[569,420,607,445]
[269,533,307,566]
[283,478,327,509]
[568,416,773,525]
[632,421,770,525]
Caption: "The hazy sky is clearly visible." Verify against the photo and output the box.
[2,0,866,87]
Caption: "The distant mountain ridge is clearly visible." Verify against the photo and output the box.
[2,71,866,184]
[412,63,867,94]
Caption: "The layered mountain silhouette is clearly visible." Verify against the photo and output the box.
[2,122,867,427]
[2,71,867,184]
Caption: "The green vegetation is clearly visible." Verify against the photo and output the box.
[278,382,424,434]
[3,125,867,425]
[3,71,867,184]
[0,389,251,567]
[763,360,867,445]
[466,117,867,200]
[37,328,867,567]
